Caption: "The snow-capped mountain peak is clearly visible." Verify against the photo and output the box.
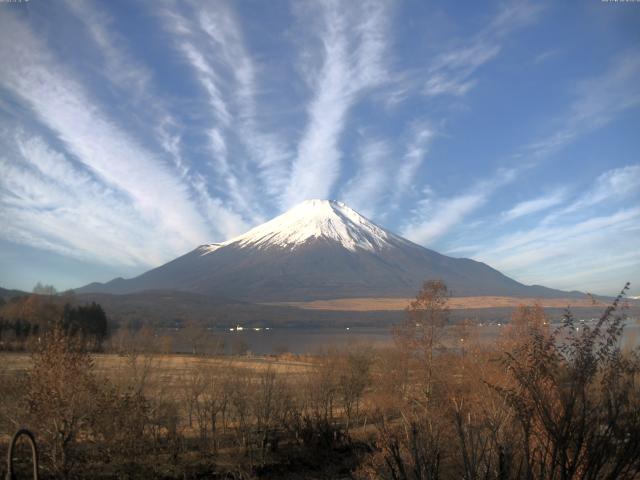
[221,199,402,252]
[78,199,579,301]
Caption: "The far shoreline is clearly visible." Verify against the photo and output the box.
[263,295,630,312]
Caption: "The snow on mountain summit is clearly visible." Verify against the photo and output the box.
[221,199,404,252]
[196,243,222,255]
[78,199,580,300]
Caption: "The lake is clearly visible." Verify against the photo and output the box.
[168,319,640,355]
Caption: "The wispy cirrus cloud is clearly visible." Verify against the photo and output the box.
[0,12,247,259]
[394,123,436,198]
[0,133,173,266]
[173,35,258,221]
[525,51,640,159]
[177,40,232,127]
[567,164,640,211]
[539,164,640,224]
[161,1,287,217]
[402,192,488,246]
[446,164,640,293]
[425,1,542,97]
[353,121,437,221]
[61,0,254,236]
[380,0,543,234]
[402,168,518,245]
[283,0,390,208]
[532,48,563,65]
[479,207,640,290]
[404,48,640,251]
[388,0,542,103]
[424,42,500,97]
[64,0,152,97]
[501,188,567,222]
[340,138,391,217]
[160,7,244,213]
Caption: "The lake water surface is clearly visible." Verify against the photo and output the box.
[170,320,640,355]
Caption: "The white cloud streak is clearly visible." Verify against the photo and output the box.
[543,164,640,222]
[64,0,152,97]
[573,164,640,209]
[0,13,218,257]
[404,49,640,250]
[396,124,436,196]
[402,192,488,245]
[422,1,541,98]
[341,138,391,217]
[501,188,567,222]
[0,133,175,266]
[199,3,292,200]
[525,51,640,159]
[160,1,287,221]
[63,0,253,238]
[447,165,640,294]
[402,168,518,245]
[283,0,389,208]
[480,208,640,293]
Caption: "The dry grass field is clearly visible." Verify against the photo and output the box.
[0,351,313,374]
[266,295,614,311]
[0,352,314,400]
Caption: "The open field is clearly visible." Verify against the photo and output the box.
[265,295,623,311]
[0,352,314,383]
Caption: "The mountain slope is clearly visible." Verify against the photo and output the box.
[78,200,581,301]
[0,286,28,301]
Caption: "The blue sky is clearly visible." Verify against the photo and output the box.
[0,0,639,296]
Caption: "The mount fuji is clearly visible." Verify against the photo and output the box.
[78,200,580,301]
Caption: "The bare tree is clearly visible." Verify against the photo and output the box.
[338,346,373,434]
[24,326,98,478]
[395,280,449,405]
[361,281,451,480]
[253,366,289,465]
[181,320,207,355]
[494,283,640,480]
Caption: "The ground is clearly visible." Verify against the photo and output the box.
[265,295,616,311]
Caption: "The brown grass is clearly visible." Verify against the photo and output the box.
[264,295,613,311]
[0,352,314,385]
